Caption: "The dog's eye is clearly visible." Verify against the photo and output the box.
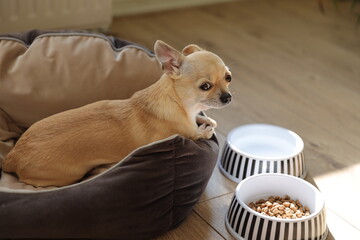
[200,82,212,91]
[225,74,232,82]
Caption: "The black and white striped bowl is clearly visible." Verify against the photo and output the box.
[218,124,306,183]
[226,174,328,240]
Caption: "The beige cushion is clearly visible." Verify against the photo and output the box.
[0,32,163,168]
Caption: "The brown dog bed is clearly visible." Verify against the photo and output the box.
[0,30,219,239]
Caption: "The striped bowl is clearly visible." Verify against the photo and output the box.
[218,124,307,183]
[226,174,328,240]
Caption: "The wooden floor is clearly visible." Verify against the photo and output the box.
[110,0,360,239]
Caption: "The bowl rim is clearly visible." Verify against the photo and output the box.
[227,123,304,161]
[235,173,326,223]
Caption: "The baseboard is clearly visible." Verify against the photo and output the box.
[113,0,236,16]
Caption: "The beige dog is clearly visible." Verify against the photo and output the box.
[2,40,232,187]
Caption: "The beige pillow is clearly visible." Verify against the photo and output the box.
[0,33,162,127]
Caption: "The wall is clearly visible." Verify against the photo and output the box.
[113,0,236,16]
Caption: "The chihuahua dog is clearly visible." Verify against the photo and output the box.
[2,40,232,187]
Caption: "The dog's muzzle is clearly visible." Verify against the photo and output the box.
[220,92,232,104]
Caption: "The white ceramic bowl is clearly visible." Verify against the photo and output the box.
[226,174,328,240]
[218,124,306,183]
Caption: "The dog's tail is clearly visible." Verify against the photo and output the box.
[1,150,19,173]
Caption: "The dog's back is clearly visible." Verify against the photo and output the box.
[3,100,138,186]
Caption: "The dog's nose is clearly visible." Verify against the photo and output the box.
[220,93,232,104]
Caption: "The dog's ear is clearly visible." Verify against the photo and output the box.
[182,44,203,56]
[154,40,184,78]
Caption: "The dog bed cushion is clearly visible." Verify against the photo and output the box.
[0,30,219,239]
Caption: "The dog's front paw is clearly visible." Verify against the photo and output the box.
[197,123,215,140]
[196,115,217,128]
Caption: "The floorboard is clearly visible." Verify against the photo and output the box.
[111,0,360,239]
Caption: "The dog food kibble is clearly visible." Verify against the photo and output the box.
[248,195,310,219]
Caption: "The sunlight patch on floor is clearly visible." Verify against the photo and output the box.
[315,162,360,236]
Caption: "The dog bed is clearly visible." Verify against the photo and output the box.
[0,30,219,239]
